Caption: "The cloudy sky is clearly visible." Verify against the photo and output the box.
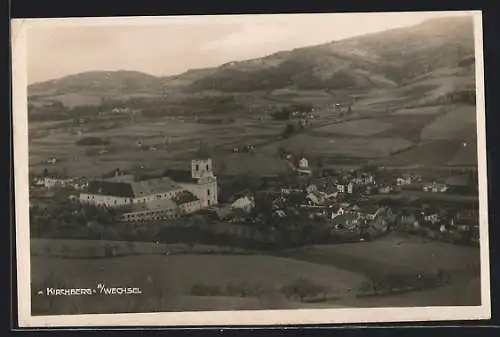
[26,11,470,84]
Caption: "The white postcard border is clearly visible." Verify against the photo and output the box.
[11,11,491,328]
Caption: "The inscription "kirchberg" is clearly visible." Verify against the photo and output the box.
[45,288,93,296]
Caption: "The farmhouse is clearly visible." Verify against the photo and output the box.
[423,182,448,193]
[231,196,255,212]
[396,175,413,186]
[331,213,359,231]
[296,157,312,175]
[46,157,58,164]
[35,175,73,189]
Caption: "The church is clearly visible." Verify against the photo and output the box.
[79,158,218,220]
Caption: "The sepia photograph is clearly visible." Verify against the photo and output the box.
[11,10,490,327]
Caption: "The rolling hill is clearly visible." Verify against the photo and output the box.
[28,70,164,97]
[28,15,475,97]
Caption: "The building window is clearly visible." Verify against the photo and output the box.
[206,164,209,171]
[196,164,199,171]
[87,196,90,200]
[207,189,211,196]
[114,200,117,204]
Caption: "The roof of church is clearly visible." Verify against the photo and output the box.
[162,169,198,184]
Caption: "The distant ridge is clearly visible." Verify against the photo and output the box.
[29,15,475,96]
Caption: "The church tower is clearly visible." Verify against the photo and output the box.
[191,158,213,179]
[189,158,218,208]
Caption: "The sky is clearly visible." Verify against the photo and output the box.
[25,11,472,84]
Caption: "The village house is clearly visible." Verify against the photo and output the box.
[396,175,413,186]
[46,157,58,164]
[331,213,359,231]
[423,213,440,224]
[377,185,392,194]
[296,157,312,175]
[35,175,74,189]
[363,205,387,220]
[399,211,419,227]
[336,182,354,194]
[351,172,375,185]
[231,195,255,212]
[423,182,448,193]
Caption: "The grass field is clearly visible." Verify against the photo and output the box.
[335,277,481,307]
[260,134,413,159]
[378,140,463,167]
[447,141,478,166]
[48,94,103,108]
[31,250,366,315]
[285,233,480,278]
[391,106,445,116]
[31,238,252,258]
[28,115,287,177]
[312,119,394,137]
[421,105,477,141]
[30,232,482,314]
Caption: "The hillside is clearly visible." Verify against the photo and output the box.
[28,16,475,97]
[186,16,474,92]
[28,70,164,97]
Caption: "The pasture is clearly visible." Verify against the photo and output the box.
[421,105,477,141]
[286,232,480,278]
[260,134,414,159]
[28,115,286,177]
[391,105,445,116]
[379,140,463,167]
[31,250,366,314]
[46,93,103,108]
[447,141,478,166]
[31,238,252,258]
[312,119,394,137]
[336,277,481,307]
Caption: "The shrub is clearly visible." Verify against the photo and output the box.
[280,278,324,301]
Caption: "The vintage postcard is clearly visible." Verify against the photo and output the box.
[11,10,490,328]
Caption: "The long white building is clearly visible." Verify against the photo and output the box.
[79,158,218,219]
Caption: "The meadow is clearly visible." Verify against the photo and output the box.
[377,140,464,167]
[391,105,445,116]
[30,231,481,315]
[312,119,394,137]
[260,134,414,159]
[293,232,480,277]
[421,105,477,141]
[31,249,366,315]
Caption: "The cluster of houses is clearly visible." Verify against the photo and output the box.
[397,206,479,244]
[30,148,478,245]
[33,174,88,190]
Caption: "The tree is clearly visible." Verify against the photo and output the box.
[276,146,287,159]
[283,278,322,301]
[281,123,295,139]
[317,157,324,168]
